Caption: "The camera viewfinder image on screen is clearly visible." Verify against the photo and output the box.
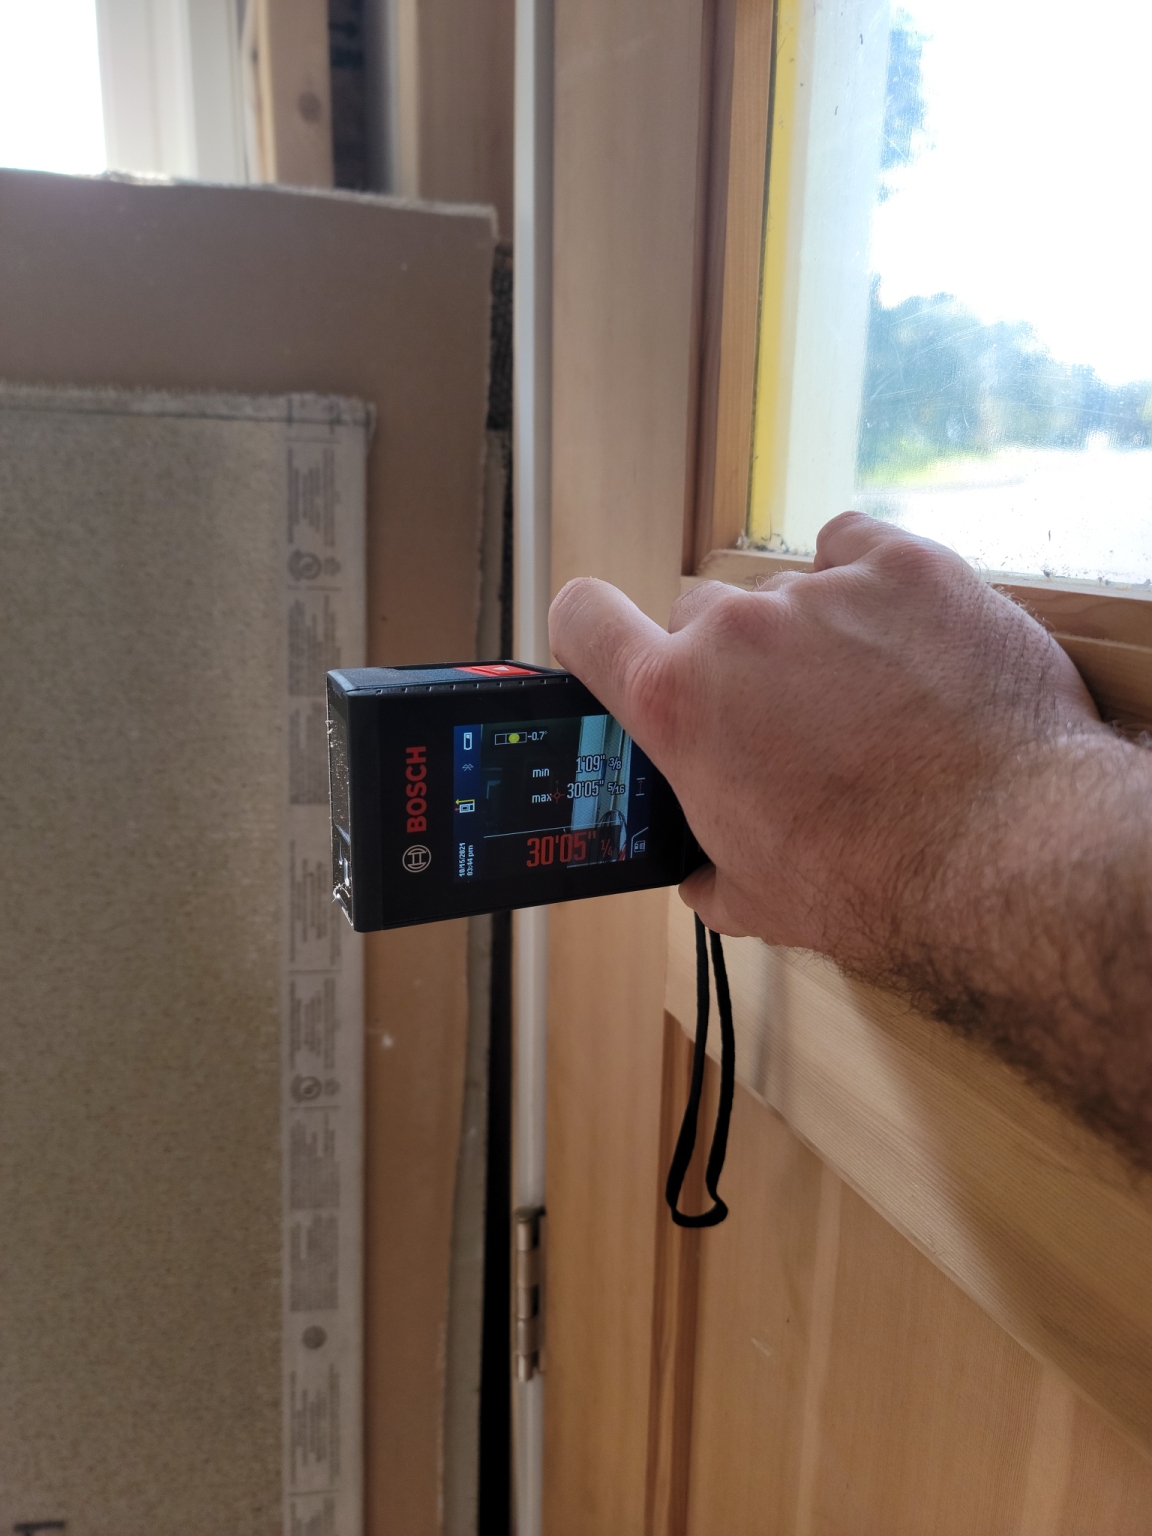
[452,714,653,881]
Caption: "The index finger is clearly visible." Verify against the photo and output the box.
[548,576,672,735]
[813,510,901,569]
[815,510,955,571]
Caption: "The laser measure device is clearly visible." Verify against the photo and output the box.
[327,661,704,931]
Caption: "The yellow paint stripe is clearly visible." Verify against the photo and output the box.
[748,0,804,544]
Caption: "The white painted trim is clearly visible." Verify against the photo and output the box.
[362,0,419,195]
[512,0,554,1529]
[95,0,247,181]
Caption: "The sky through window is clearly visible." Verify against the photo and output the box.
[0,0,106,175]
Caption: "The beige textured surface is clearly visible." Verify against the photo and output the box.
[0,385,356,1533]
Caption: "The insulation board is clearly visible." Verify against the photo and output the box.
[0,384,368,1535]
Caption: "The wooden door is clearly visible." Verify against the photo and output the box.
[544,0,1152,1530]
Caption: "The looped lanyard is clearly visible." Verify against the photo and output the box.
[664,914,736,1227]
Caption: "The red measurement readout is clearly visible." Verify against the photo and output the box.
[526,831,589,867]
[525,829,625,868]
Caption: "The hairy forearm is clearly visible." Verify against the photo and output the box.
[886,733,1152,1158]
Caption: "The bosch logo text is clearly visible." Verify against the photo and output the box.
[405,745,428,832]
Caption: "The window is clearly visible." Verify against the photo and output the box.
[747,0,1152,586]
[0,0,248,185]
[0,0,106,175]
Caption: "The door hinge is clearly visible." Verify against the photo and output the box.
[514,1205,545,1382]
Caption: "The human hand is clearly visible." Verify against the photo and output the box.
[548,512,1102,976]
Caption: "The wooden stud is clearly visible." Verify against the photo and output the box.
[249,0,335,188]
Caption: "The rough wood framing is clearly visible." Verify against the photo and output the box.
[247,0,335,186]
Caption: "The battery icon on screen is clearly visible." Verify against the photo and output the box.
[463,731,473,750]
[492,729,546,746]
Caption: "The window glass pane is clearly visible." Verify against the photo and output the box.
[750,0,1152,586]
[0,0,106,175]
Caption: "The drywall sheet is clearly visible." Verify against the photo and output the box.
[0,169,495,1531]
[0,384,367,1535]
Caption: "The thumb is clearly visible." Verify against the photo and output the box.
[548,577,672,739]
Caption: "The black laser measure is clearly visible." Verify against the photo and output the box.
[327,661,704,931]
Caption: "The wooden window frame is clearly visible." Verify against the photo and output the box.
[668,0,1152,1463]
[685,0,1152,716]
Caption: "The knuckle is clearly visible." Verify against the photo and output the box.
[704,586,778,649]
[822,509,866,540]
[870,533,965,588]
[815,509,867,554]
[669,579,720,632]
[666,591,694,634]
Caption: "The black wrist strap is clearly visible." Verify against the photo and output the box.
[664,915,736,1228]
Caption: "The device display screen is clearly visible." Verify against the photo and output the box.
[452,714,653,881]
